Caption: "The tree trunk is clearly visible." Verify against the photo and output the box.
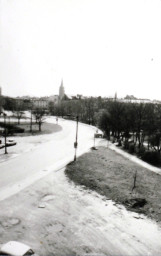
[39,122,41,131]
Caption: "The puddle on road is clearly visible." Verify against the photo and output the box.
[0,218,21,228]
[38,203,46,208]
[41,194,56,202]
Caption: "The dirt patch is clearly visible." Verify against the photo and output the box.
[65,146,161,222]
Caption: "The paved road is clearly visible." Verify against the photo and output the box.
[0,118,97,201]
[0,117,161,256]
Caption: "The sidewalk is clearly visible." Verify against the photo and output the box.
[102,140,161,175]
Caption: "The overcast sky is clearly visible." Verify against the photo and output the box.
[0,0,161,99]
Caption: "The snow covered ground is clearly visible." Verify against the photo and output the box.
[0,117,161,255]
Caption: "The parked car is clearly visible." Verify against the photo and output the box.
[0,140,16,149]
[6,140,17,147]
[0,241,38,256]
[94,130,103,138]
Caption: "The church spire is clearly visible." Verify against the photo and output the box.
[114,92,117,101]
[59,79,65,100]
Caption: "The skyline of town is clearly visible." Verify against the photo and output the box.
[1,1,161,101]
[1,84,161,105]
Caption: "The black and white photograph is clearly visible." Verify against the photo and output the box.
[0,0,161,255]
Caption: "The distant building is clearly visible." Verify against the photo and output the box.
[0,87,3,113]
[61,93,85,101]
[59,80,65,100]
[77,94,84,99]
[32,99,48,109]
[121,98,151,104]
[48,95,59,104]
[122,95,151,104]
[124,95,137,100]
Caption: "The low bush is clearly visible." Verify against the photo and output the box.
[141,151,161,166]
[123,140,129,150]
[138,146,146,157]
[0,122,25,135]
[117,139,122,147]
[128,143,135,154]
[7,127,24,135]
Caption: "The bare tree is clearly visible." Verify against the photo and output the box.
[33,108,45,131]
[14,100,25,124]
[132,103,146,148]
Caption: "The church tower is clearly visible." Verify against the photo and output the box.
[114,92,117,101]
[59,80,65,100]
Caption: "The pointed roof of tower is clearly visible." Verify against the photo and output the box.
[60,79,64,88]
[59,79,65,100]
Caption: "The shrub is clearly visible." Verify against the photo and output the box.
[138,146,146,157]
[8,127,24,135]
[128,143,135,154]
[141,151,161,166]
[0,123,25,135]
[112,138,116,143]
[123,140,129,150]
[117,139,122,147]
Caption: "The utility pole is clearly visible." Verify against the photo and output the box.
[30,109,32,133]
[3,113,7,154]
[94,133,95,148]
[74,116,79,161]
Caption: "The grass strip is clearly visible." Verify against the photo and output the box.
[65,146,161,223]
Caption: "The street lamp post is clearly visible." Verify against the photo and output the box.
[30,109,32,133]
[74,115,79,161]
[94,133,95,148]
[3,113,7,154]
[30,100,33,133]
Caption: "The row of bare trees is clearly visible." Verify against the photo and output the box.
[98,101,161,165]
[50,98,161,165]
[49,97,104,125]
[99,101,161,150]
[3,94,161,159]
[1,97,46,132]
